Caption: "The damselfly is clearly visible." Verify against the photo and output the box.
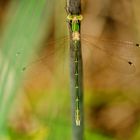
[22,15,140,126]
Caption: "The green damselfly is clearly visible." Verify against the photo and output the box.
[22,14,140,126]
[67,14,83,126]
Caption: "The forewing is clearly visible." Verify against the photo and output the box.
[81,34,140,75]
[22,36,70,88]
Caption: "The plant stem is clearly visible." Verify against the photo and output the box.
[66,0,84,140]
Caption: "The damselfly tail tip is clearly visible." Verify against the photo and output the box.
[76,120,80,126]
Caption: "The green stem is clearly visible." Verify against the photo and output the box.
[67,0,84,140]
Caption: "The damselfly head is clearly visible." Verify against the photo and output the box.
[67,14,83,22]
[73,16,77,21]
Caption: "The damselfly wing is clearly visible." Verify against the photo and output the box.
[21,34,140,75]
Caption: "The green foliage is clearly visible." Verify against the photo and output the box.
[0,0,53,138]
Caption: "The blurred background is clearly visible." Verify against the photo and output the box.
[0,0,140,140]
